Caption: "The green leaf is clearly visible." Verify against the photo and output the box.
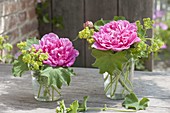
[41,67,75,89]
[56,96,89,113]
[25,37,39,50]
[139,98,150,110]
[67,100,79,113]
[122,92,150,110]
[92,49,128,75]
[12,55,29,77]
[43,14,50,23]
[113,16,126,21]
[56,100,66,113]
[78,96,89,112]
[94,19,111,30]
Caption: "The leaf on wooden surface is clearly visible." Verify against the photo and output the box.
[122,92,150,110]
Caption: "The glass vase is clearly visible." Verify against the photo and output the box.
[31,71,61,101]
[103,58,134,100]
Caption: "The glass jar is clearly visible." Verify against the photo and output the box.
[31,71,61,101]
[103,58,134,99]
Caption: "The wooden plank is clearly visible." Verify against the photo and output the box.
[85,0,117,67]
[38,0,52,38]
[119,0,153,22]
[119,0,154,71]
[52,0,85,67]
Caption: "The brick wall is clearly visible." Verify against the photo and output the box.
[0,0,39,54]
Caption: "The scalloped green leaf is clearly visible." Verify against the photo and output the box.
[41,67,75,89]
[139,97,150,110]
[12,55,29,77]
[122,93,150,110]
[67,100,79,113]
[92,49,128,75]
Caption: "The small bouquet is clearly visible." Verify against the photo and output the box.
[12,33,79,101]
[78,17,164,99]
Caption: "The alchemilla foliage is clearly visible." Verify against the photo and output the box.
[0,35,13,63]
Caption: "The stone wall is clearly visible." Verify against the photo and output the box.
[0,0,39,54]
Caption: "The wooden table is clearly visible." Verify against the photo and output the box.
[0,64,170,113]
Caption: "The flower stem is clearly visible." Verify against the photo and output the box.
[52,85,61,96]
[104,75,116,94]
[119,78,132,93]
[111,75,119,97]
[37,84,42,98]
[78,107,136,112]
[52,87,54,101]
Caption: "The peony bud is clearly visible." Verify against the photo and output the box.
[83,21,93,28]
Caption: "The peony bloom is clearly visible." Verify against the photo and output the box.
[92,20,141,51]
[34,33,79,67]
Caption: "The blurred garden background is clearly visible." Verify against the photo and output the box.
[153,0,170,71]
[0,0,170,72]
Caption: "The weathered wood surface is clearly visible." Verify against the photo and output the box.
[0,65,170,113]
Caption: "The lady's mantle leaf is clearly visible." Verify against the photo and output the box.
[12,55,29,77]
[139,98,150,110]
[122,92,149,110]
[41,67,75,89]
[92,49,128,75]
[67,100,79,113]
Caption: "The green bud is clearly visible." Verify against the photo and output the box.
[37,61,43,66]
[39,53,48,61]
[31,47,36,52]
[0,36,4,45]
[17,41,27,49]
[21,50,27,54]
[143,18,153,29]
[33,62,39,70]
[22,54,32,63]
[3,43,13,51]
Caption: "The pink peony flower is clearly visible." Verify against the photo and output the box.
[34,33,79,67]
[92,20,141,51]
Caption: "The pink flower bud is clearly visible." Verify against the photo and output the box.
[83,21,94,28]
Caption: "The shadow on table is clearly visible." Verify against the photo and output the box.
[134,71,170,98]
